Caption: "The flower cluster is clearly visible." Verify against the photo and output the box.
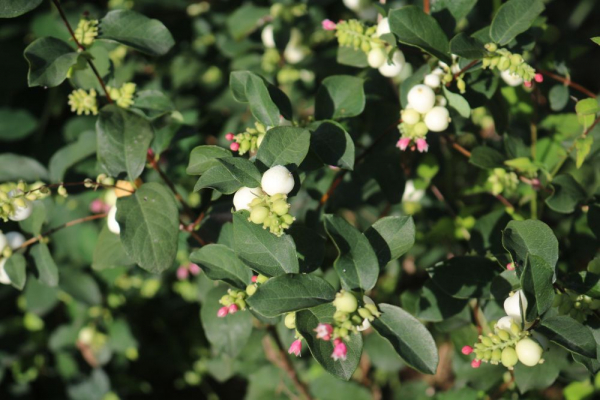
[226,121,267,155]
[487,168,519,196]
[74,18,99,46]
[217,288,248,318]
[68,88,99,115]
[107,82,136,109]
[483,43,536,86]
[233,165,296,236]
[176,263,201,280]
[333,19,381,54]
[397,84,450,152]
[0,181,47,222]
[553,290,600,323]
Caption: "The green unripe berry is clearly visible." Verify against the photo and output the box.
[333,310,349,322]
[246,284,257,296]
[281,214,295,225]
[364,303,380,317]
[333,290,358,313]
[483,350,492,360]
[497,329,510,341]
[510,54,523,66]
[490,334,501,344]
[413,122,428,136]
[485,43,498,52]
[272,200,289,216]
[250,206,269,224]
[491,348,502,362]
[357,307,374,321]
[256,274,269,284]
[481,337,493,347]
[501,347,518,368]
[284,312,296,329]
[240,140,251,154]
[510,323,521,335]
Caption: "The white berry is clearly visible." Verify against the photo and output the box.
[407,84,436,113]
[402,180,425,203]
[0,232,6,252]
[233,187,265,211]
[261,165,295,196]
[515,338,543,366]
[501,70,523,87]
[343,0,362,11]
[504,290,528,322]
[424,106,450,132]
[107,206,121,235]
[367,47,387,69]
[376,17,390,37]
[5,232,25,250]
[8,190,33,222]
[424,73,441,89]
[0,258,10,285]
[435,95,447,106]
[378,50,405,78]
[261,25,275,48]
[495,316,516,332]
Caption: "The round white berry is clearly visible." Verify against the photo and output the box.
[424,73,441,89]
[5,232,25,250]
[261,25,276,48]
[343,0,362,11]
[107,206,121,235]
[402,180,425,203]
[504,290,528,322]
[8,190,33,222]
[435,95,447,107]
[376,17,390,37]
[424,106,450,132]
[501,70,523,87]
[378,50,405,78]
[0,232,6,252]
[367,47,387,69]
[407,84,436,114]
[515,338,543,366]
[284,45,305,64]
[261,165,295,196]
[233,187,265,211]
[0,258,11,285]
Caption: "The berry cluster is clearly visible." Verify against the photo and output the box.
[0,181,47,222]
[333,19,381,54]
[74,18,99,46]
[553,291,600,323]
[225,121,267,155]
[487,168,519,196]
[483,43,536,86]
[217,288,249,318]
[68,88,99,116]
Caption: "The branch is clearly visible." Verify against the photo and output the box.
[537,69,597,99]
[423,0,430,14]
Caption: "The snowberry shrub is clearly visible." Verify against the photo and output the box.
[0,0,600,398]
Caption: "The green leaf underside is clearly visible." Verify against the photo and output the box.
[537,315,597,358]
[5,254,27,290]
[30,243,59,287]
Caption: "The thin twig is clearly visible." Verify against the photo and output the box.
[452,60,480,81]
[537,69,597,99]
[423,0,430,14]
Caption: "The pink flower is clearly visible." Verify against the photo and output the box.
[230,142,240,151]
[534,73,543,83]
[314,323,333,341]
[189,263,201,276]
[461,345,473,355]
[471,359,482,368]
[176,266,189,280]
[416,138,428,153]
[225,133,235,141]
[288,339,302,357]
[90,199,109,214]
[228,304,239,314]
[523,81,532,88]
[331,339,347,361]
[396,137,411,151]
[506,263,515,271]
[322,19,337,31]
[217,306,229,318]
[251,275,258,283]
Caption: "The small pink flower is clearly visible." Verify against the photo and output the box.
[461,345,473,355]
[228,304,239,314]
[90,199,109,214]
[251,275,258,283]
[288,339,302,357]
[176,266,189,280]
[531,178,541,190]
[471,359,482,368]
[534,73,543,83]
[189,263,201,275]
[396,137,411,151]
[217,306,229,318]
[230,142,240,151]
[314,323,333,341]
[523,81,532,88]
[322,19,337,31]
[416,138,428,153]
[331,339,347,361]
[506,262,515,271]
[225,133,235,141]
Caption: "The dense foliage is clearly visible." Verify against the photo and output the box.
[1,0,600,399]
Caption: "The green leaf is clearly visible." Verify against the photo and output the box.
[187,146,232,175]
[194,158,261,194]
[502,220,559,271]
[592,37,600,46]
[18,201,46,235]
[537,315,597,358]
[364,216,415,268]
[230,71,281,127]
[256,126,311,168]
[60,270,102,306]
[0,0,43,18]
[96,105,154,180]
[4,254,27,290]
[92,226,134,271]
[432,0,478,21]
[30,243,59,287]
[427,256,499,299]
[310,121,355,171]
[323,215,379,291]
[99,10,175,56]
[133,90,176,119]
[371,304,439,375]
[0,154,48,181]
[0,108,37,142]
[23,37,79,88]
[49,130,96,182]
[564,272,600,300]
[336,46,368,68]
[68,46,111,92]
[545,174,587,214]
[575,98,599,129]
[200,286,253,358]
[548,84,569,112]
[489,0,545,46]
[315,76,366,120]
[417,280,468,322]
[116,183,179,274]
[521,255,555,320]
[232,211,299,277]
[190,244,252,289]
[575,136,594,168]
[246,274,335,317]
[389,5,451,64]
[296,303,363,381]
[469,147,505,169]
[226,4,270,40]
[288,225,325,274]
[449,33,486,60]
[504,157,538,175]
[443,87,471,118]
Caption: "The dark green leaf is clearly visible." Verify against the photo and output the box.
[190,244,252,289]
[49,130,96,182]
[256,126,311,168]
[364,216,415,268]
[545,174,587,214]
[225,4,270,40]
[0,154,48,181]
[194,158,261,194]
[92,226,134,271]
[449,33,486,60]
[336,46,368,68]
[0,0,43,18]
[537,315,596,358]
[60,270,102,305]
[417,280,468,322]
[521,255,555,320]
[489,0,545,45]
[433,0,478,21]
[30,243,59,287]
[315,75,365,120]
[427,256,499,299]
[133,90,176,119]
[288,225,325,274]
[310,121,355,170]
[563,271,600,299]
[443,87,471,118]
[548,84,569,112]
[0,108,37,142]
[230,71,281,127]
[502,219,558,272]
[469,147,505,169]
[23,37,78,88]
[187,145,233,175]
[4,253,26,290]
[18,201,46,235]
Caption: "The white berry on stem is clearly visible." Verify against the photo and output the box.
[261,165,295,196]
[233,187,265,211]
[424,106,450,132]
[407,84,436,113]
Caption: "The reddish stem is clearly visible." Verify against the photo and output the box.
[537,69,597,99]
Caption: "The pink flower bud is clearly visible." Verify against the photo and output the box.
[176,266,189,280]
[506,262,515,271]
[228,304,239,314]
[225,133,235,141]
[314,323,333,341]
[461,345,473,355]
[188,263,201,275]
[523,81,532,88]
[288,339,302,357]
[90,199,109,214]
[416,138,429,153]
[217,306,229,318]
[322,19,337,31]
[251,275,258,283]
[396,137,411,151]
[471,359,482,368]
[534,73,543,83]
[331,340,348,361]
[230,142,240,151]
